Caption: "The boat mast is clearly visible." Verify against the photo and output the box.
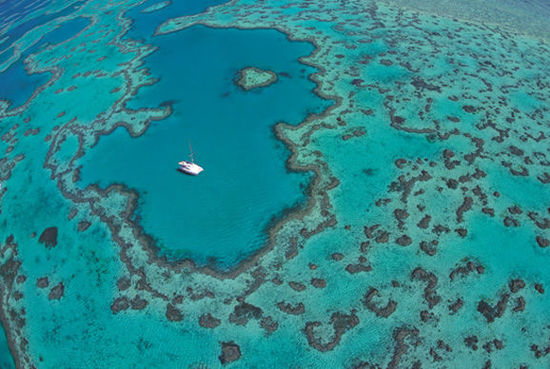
[188,141,194,163]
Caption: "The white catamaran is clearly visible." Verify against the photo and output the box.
[178,142,204,175]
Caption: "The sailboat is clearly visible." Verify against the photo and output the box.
[178,142,204,176]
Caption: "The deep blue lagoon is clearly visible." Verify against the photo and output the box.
[80,25,329,269]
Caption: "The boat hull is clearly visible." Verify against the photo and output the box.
[178,167,202,176]
[178,161,204,175]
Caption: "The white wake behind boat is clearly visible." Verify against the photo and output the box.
[178,142,204,175]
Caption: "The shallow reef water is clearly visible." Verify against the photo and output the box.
[0,0,550,368]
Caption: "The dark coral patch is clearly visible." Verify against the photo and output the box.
[199,313,221,328]
[477,294,509,323]
[303,311,359,352]
[36,277,49,288]
[130,295,148,310]
[111,297,129,314]
[277,301,305,315]
[311,278,326,288]
[48,282,64,300]
[165,304,183,322]
[219,341,241,365]
[229,302,262,326]
[38,227,58,248]
[363,287,397,318]
[77,220,91,232]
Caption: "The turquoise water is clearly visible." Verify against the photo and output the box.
[0,323,15,369]
[80,25,327,269]
[1,0,550,367]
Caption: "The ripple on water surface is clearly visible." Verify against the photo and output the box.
[0,15,90,109]
[80,25,331,270]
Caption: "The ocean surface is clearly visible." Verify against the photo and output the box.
[0,0,549,368]
[80,25,327,270]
